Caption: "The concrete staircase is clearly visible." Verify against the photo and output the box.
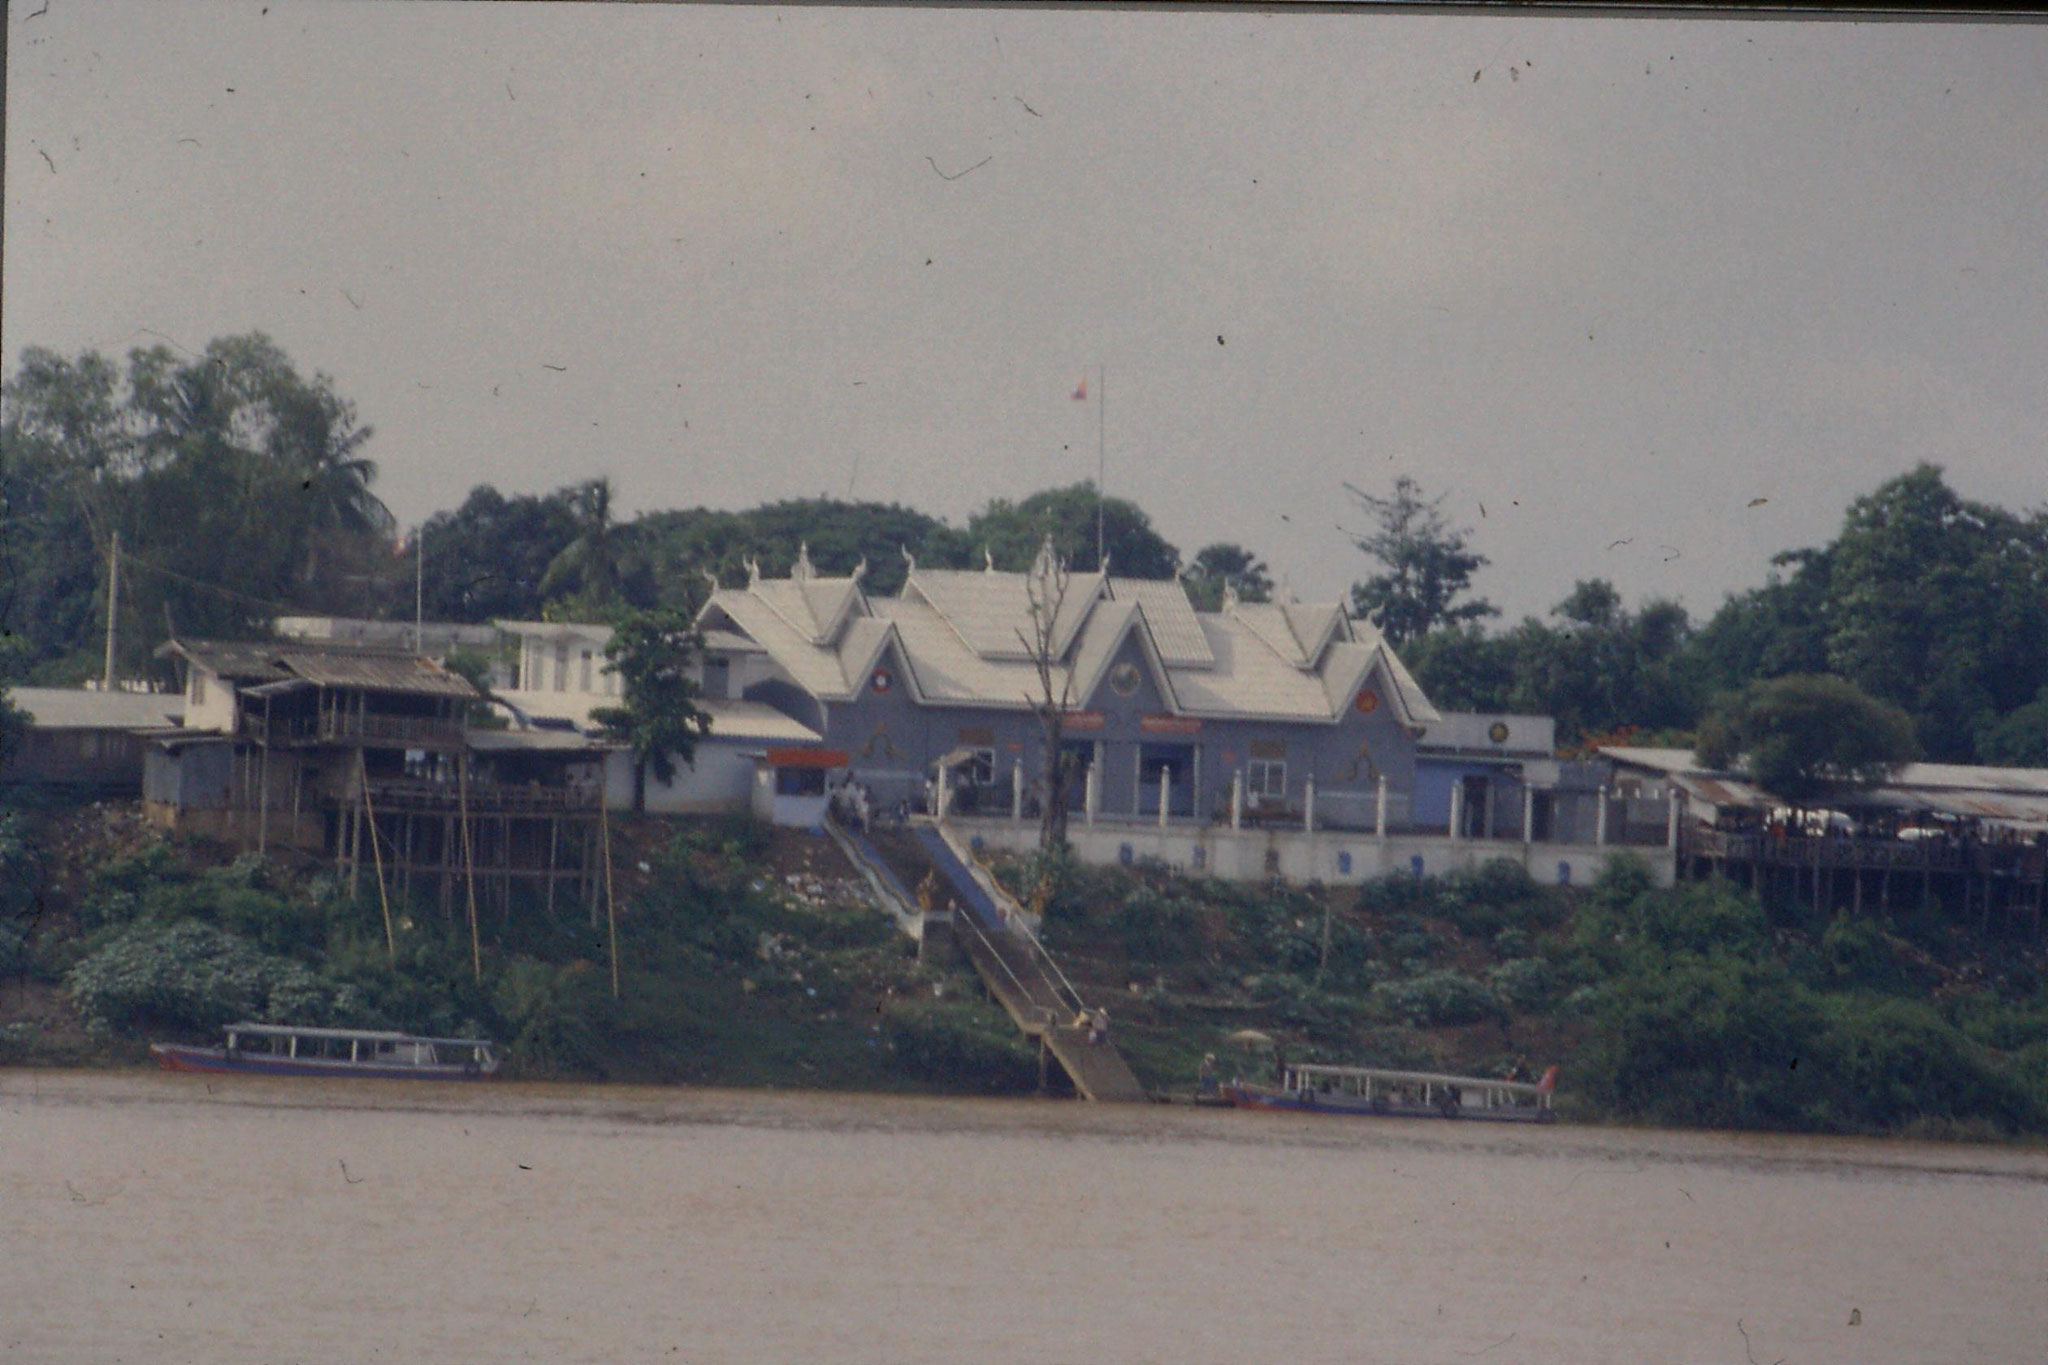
[837,817,1148,1103]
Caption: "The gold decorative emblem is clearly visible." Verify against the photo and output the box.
[1354,688,1380,714]
[1108,662,1142,697]
[1488,721,1510,744]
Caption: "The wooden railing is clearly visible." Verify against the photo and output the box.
[249,712,465,749]
[1680,827,2048,881]
[359,777,601,815]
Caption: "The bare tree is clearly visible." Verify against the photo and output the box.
[1017,536,1078,851]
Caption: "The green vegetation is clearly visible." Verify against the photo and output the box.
[1696,674,1919,804]
[0,809,1023,1090]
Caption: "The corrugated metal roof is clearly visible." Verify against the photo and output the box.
[272,650,479,698]
[464,728,611,753]
[8,687,186,730]
[699,698,824,744]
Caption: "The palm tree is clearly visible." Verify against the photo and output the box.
[540,477,624,613]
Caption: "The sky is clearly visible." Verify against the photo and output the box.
[7,2,2047,624]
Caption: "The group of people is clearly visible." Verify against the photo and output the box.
[828,778,876,832]
[1072,1006,1110,1046]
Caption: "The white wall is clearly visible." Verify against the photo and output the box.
[185,666,240,734]
[603,742,757,814]
[952,818,1676,889]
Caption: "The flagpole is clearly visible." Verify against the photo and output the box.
[1096,363,1106,570]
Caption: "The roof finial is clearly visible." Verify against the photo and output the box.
[900,543,917,575]
[984,546,996,572]
[1222,580,1240,613]
[1278,574,1296,605]
[701,569,722,597]
[851,556,867,584]
[793,541,814,581]
[744,555,761,587]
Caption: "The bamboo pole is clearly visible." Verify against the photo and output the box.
[359,753,396,964]
[459,753,481,982]
[600,798,620,1000]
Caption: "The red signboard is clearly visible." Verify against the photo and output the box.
[1061,711,1107,732]
[1140,714,1202,736]
[764,748,849,769]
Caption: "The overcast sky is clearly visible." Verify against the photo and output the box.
[8,2,2046,622]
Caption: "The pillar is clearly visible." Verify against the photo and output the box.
[1448,781,1463,842]
[1231,770,1243,830]
[1012,762,1024,822]
[1375,774,1388,839]
[1303,775,1316,833]
[1085,758,1099,826]
[1158,765,1170,829]
[1523,785,1535,844]
[1596,786,1609,847]
[1666,789,1682,850]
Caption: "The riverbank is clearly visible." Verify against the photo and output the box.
[6,799,2048,1138]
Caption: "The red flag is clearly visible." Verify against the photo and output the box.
[1072,376,1088,401]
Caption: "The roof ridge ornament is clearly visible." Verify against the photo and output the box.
[900,543,917,575]
[984,546,996,572]
[1222,580,1240,613]
[701,569,723,598]
[793,541,814,582]
[744,555,761,588]
[851,556,867,584]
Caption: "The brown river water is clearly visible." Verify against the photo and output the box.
[4,1070,2044,1364]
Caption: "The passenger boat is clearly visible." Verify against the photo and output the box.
[150,1022,500,1081]
[1222,1062,1558,1122]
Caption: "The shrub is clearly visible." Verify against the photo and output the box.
[66,920,341,1038]
[879,996,1037,1093]
[1371,971,1501,1027]
[493,956,608,1076]
[1487,957,1560,1011]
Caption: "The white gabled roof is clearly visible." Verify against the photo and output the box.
[8,687,186,730]
[698,560,1440,726]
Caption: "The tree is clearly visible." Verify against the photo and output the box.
[1344,476,1496,645]
[589,609,713,813]
[966,483,1179,578]
[631,498,971,608]
[540,478,627,616]
[1976,686,2048,768]
[418,484,582,622]
[1695,674,1919,806]
[1179,542,1273,611]
[1016,539,1079,851]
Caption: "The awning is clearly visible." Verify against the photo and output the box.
[1671,772,1774,810]
[1847,787,2048,825]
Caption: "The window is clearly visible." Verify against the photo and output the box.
[776,766,827,796]
[1248,759,1286,799]
[190,672,207,705]
[553,644,569,692]
[964,748,996,786]
[579,649,593,692]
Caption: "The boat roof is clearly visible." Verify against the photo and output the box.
[223,1021,494,1047]
[1287,1062,1550,1094]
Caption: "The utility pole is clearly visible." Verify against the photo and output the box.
[414,526,425,653]
[102,531,120,690]
[1096,364,1106,571]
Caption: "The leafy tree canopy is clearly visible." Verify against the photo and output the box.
[1345,476,1496,645]
[590,609,713,806]
[417,484,582,623]
[965,483,1179,578]
[1696,673,1920,805]
[1180,542,1273,611]
[631,498,970,609]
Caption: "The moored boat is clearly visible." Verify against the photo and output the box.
[1222,1062,1558,1122]
[150,1022,499,1081]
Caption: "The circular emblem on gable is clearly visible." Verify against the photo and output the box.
[1488,721,1511,744]
[871,666,894,695]
[1354,688,1380,714]
[1108,662,1142,697]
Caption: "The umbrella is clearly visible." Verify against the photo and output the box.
[1223,1028,1275,1048]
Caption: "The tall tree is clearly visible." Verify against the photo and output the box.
[1696,674,1919,806]
[418,485,582,622]
[589,609,713,813]
[1015,539,1079,850]
[540,478,627,617]
[966,483,1179,578]
[631,498,971,608]
[1345,476,1496,645]
[1180,542,1273,611]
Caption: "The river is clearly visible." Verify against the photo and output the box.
[3,1070,2044,1363]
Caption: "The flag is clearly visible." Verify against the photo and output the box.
[1072,376,1088,401]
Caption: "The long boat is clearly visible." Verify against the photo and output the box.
[150,1022,500,1081]
[1222,1062,1558,1122]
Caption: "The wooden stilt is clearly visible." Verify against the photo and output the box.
[459,754,481,982]
[360,753,395,964]
[601,800,620,999]
[546,819,560,920]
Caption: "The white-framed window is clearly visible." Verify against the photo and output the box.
[965,748,997,786]
[553,643,569,692]
[190,671,207,705]
[1247,759,1287,799]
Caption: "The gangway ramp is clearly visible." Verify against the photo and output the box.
[856,820,1149,1102]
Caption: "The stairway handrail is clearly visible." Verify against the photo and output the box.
[926,819,1090,1018]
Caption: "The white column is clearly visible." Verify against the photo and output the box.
[1303,774,1316,833]
[1523,785,1535,844]
[1448,781,1463,842]
[1230,770,1243,830]
[1596,786,1610,847]
[1375,774,1388,839]
[937,759,953,821]
[1158,765,1170,829]
[1667,789,1682,849]
[1085,755,1099,826]
[1012,762,1024,822]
